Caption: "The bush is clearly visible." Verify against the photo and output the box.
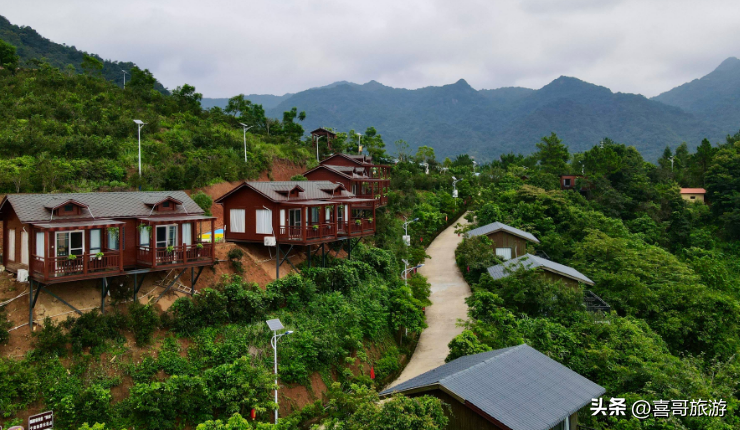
[289,174,307,181]
[407,274,432,306]
[32,317,69,357]
[373,347,401,381]
[455,235,500,284]
[61,310,127,353]
[0,306,12,344]
[227,247,245,274]
[128,302,160,346]
[192,191,213,216]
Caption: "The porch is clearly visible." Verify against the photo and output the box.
[276,199,376,244]
[135,215,216,269]
[29,219,126,284]
[351,178,390,207]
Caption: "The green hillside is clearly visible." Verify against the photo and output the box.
[0,15,168,94]
[0,62,312,194]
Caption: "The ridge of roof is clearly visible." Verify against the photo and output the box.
[487,254,594,286]
[466,221,540,243]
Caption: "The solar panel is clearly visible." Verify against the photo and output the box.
[266,319,284,331]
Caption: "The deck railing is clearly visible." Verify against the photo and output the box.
[31,253,121,279]
[137,243,213,266]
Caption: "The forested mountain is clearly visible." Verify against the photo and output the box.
[653,56,740,134]
[261,75,725,161]
[0,15,168,93]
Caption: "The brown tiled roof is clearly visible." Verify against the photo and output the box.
[245,181,355,202]
[1,191,203,223]
[680,188,706,194]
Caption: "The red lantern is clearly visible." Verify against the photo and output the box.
[370,366,376,380]
[467,266,470,272]
[420,237,423,242]
[250,408,256,420]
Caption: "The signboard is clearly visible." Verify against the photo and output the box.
[264,236,276,246]
[28,411,53,430]
[403,235,411,246]
[452,189,458,198]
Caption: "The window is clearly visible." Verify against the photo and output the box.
[7,229,15,262]
[230,209,246,233]
[64,204,74,212]
[182,223,192,246]
[690,196,696,200]
[156,225,177,248]
[36,232,44,258]
[140,226,150,247]
[90,229,101,254]
[564,178,572,187]
[256,209,272,234]
[163,201,170,208]
[57,231,84,257]
[311,207,320,224]
[289,209,302,227]
[496,248,513,261]
[108,227,124,250]
[279,209,286,228]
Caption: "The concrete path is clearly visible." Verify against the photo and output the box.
[387,214,471,389]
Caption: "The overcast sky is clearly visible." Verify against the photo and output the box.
[4,0,740,98]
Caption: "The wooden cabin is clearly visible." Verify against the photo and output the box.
[466,221,540,260]
[0,191,216,327]
[380,344,604,430]
[304,153,391,207]
[487,253,594,288]
[560,175,590,192]
[0,191,215,284]
[680,188,706,203]
[214,180,377,245]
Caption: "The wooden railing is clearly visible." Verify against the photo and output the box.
[31,253,121,279]
[137,243,213,267]
[278,224,337,241]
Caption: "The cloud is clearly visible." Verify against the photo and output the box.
[3,0,740,97]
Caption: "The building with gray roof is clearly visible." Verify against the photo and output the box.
[380,344,605,430]
[487,253,594,286]
[466,221,540,260]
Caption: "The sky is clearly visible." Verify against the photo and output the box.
[4,0,740,98]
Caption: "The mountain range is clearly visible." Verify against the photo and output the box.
[1,14,737,161]
[203,60,739,161]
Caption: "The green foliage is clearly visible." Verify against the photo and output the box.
[61,310,127,354]
[192,191,214,216]
[289,174,307,181]
[0,38,19,72]
[455,235,500,284]
[447,329,492,362]
[127,302,159,346]
[32,317,69,357]
[325,392,448,430]
[0,357,40,418]
[0,306,11,344]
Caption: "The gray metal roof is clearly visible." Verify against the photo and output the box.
[466,221,540,243]
[380,345,605,430]
[243,181,356,202]
[2,191,204,223]
[487,253,594,286]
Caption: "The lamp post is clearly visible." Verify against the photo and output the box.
[357,133,362,154]
[669,156,675,172]
[452,176,460,208]
[402,216,418,247]
[266,319,294,424]
[239,123,252,162]
[122,69,129,89]
[133,120,146,176]
[314,135,324,162]
[401,259,424,287]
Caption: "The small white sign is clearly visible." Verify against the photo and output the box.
[452,189,458,198]
[403,235,411,246]
[264,236,276,247]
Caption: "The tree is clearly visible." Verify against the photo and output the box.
[395,140,410,162]
[535,133,569,175]
[0,39,19,72]
[172,84,203,113]
[691,138,715,186]
[361,127,388,162]
[128,66,157,91]
[81,54,103,75]
[413,145,436,164]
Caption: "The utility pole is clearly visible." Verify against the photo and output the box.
[133,120,146,176]
[122,69,129,89]
[239,123,252,162]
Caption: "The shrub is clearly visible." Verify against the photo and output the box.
[373,347,401,381]
[0,307,11,344]
[266,274,316,310]
[0,357,41,417]
[62,310,127,353]
[32,317,69,357]
[128,302,160,346]
[455,235,500,284]
[227,247,245,274]
[407,274,432,306]
[289,174,307,181]
[446,330,492,362]
[192,191,213,216]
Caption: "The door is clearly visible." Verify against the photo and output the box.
[156,225,177,249]
[56,231,84,272]
[21,230,29,265]
[7,229,15,262]
[337,205,345,231]
[288,209,302,239]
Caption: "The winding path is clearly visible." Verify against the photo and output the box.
[387,215,471,389]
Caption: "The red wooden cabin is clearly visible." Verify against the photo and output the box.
[0,191,216,327]
[304,153,391,207]
[214,180,376,277]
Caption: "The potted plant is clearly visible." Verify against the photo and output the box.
[312,224,320,231]
[95,252,105,260]
[196,243,204,249]
[368,217,374,223]
[196,242,204,257]
[355,219,363,226]
[166,245,175,254]
[67,254,77,261]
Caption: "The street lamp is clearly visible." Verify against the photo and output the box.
[122,69,129,89]
[452,176,460,207]
[239,123,252,162]
[133,120,146,176]
[669,156,675,172]
[402,216,418,246]
[357,133,362,154]
[401,259,424,288]
[314,135,324,162]
[266,318,294,424]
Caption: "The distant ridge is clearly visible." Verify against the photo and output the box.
[0,15,168,94]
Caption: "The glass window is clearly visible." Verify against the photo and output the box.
[182,223,192,246]
[140,226,150,247]
[90,229,101,253]
[36,231,44,257]
[108,228,123,250]
[64,204,74,212]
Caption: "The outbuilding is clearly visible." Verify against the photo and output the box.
[466,222,539,260]
[487,253,594,287]
[380,344,605,430]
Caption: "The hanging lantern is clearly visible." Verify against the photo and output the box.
[250,408,256,420]
[370,366,376,379]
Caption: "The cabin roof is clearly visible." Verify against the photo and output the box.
[466,221,540,243]
[380,344,604,430]
[215,181,356,204]
[680,188,706,194]
[487,253,594,286]
[304,164,369,180]
[0,191,203,223]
